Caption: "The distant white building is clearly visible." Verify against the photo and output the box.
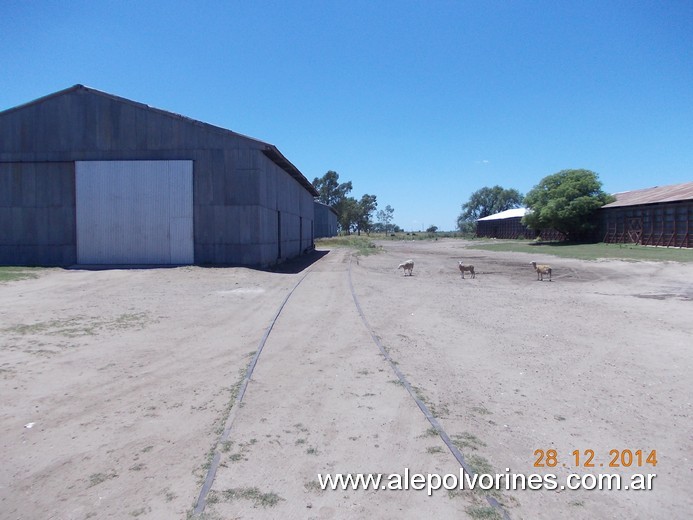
[476,208,534,239]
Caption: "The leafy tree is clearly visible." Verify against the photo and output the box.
[522,169,615,240]
[313,170,356,234]
[312,171,381,235]
[457,185,523,231]
[336,196,359,234]
[355,194,378,235]
[376,204,395,234]
[312,170,353,207]
[426,225,438,233]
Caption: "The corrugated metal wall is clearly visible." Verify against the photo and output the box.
[476,217,537,239]
[75,160,193,264]
[314,202,338,238]
[475,218,564,241]
[0,162,76,266]
[1,86,315,267]
[601,201,693,247]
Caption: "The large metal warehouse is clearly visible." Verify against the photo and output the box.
[601,181,693,248]
[313,201,338,238]
[476,207,565,241]
[476,208,534,239]
[0,85,318,267]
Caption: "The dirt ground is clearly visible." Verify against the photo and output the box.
[1,239,691,520]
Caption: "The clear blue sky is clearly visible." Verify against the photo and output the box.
[2,0,691,231]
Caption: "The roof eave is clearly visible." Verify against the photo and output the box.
[262,146,318,197]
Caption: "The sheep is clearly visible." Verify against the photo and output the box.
[530,261,552,281]
[458,261,475,279]
[398,259,414,276]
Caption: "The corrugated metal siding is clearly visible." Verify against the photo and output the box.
[476,217,537,239]
[75,160,193,264]
[603,181,693,208]
[1,86,318,266]
[0,162,76,266]
[601,201,693,247]
[314,202,338,238]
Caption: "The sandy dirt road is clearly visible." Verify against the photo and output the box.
[1,239,691,519]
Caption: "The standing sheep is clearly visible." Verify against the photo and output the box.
[458,262,475,279]
[530,261,552,281]
[398,259,414,276]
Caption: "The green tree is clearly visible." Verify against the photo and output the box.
[312,170,353,207]
[457,185,523,231]
[355,194,378,235]
[522,169,615,240]
[313,171,381,235]
[426,225,438,233]
[336,196,359,234]
[313,170,355,234]
[376,204,395,234]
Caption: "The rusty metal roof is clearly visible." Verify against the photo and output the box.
[602,181,693,208]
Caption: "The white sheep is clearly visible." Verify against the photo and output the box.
[458,262,475,279]
[530,261,552,281]
[398,259,414,276]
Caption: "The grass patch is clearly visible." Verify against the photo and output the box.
[469,241,693,262]
[452,432,487,451]
[362,232,475,241]
[412,386,450,418]
[467,454,494,475]
[315,236,381,256]
[427,446,445,454]
[422,426,439,437]
[0,266,44,283]
[88,471,118,487]
[221,487,284,508]
[471,406,492,416]
[194,358,257,481]
[466,505,502,519]
[3,313,152,337]
[304,480,324,493]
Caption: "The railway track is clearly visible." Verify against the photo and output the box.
[193,250,511,519]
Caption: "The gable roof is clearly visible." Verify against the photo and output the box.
[477,207,528,221]
[602,181,693,208]
[0,84,318,196]
[314,200,339,216]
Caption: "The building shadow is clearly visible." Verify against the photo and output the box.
[266,249,330,274]
[63,249,330,273]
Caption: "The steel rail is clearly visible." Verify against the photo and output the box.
[194,251,512,518]
[192,270,311,515]
[347,255,512,520]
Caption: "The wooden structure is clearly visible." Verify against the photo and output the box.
[476,208,534,239]
[601,182,693,248]
[476,208,565,241]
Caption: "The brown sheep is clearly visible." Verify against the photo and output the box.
[398,259,414,276]
[458,261,475,279]
[530,261,552,281]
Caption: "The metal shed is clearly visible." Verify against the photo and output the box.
[476,207,566,241]
[476,208,533,239]
[601,181,693,248]
[313,201,338,238]
[0,85,318,266]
